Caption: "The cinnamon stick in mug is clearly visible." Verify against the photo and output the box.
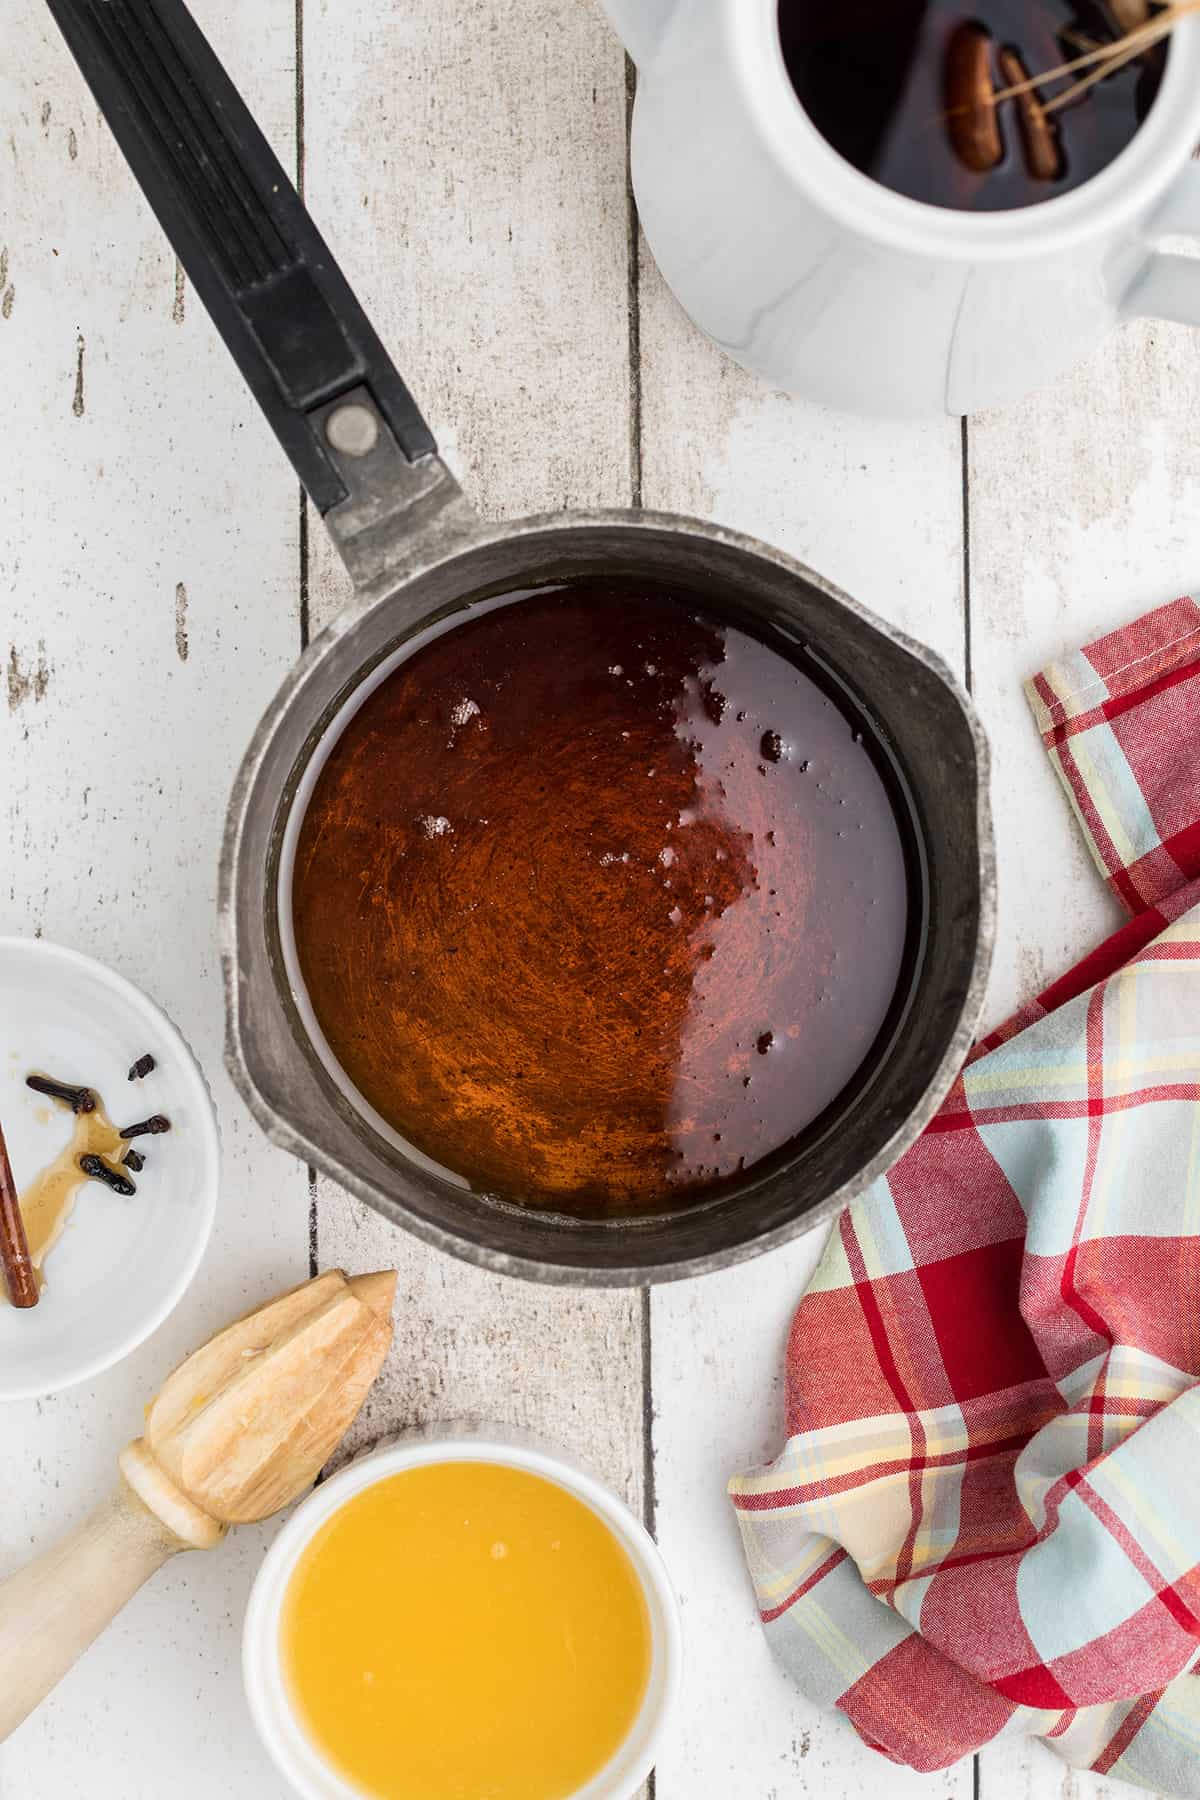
[0,1118,38,1309]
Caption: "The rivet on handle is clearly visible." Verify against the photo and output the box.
[325,402,380,458]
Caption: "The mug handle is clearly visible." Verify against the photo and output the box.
[1123,161,1200,329]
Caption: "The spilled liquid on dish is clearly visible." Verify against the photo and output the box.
[291,582,915,1215]
[0,1099,125,1304]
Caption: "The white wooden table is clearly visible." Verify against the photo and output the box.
[1,4,1198,1797]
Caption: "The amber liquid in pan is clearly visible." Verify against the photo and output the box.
[779,0,1166,212]
[292,582,916,1217]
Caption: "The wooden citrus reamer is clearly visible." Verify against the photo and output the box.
[0,1267,397,1743]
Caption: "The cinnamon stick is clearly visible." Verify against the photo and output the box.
[945,24,1004,173]
[0,1117,38,1309]
[998,49,1063,183]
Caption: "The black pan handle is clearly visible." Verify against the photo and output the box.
[44,0,437,516]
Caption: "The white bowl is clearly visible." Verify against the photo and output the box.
[244,1425,683,1800]
[0,936,219,1400]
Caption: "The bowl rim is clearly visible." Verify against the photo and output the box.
[242,1423,684,1800]
[0,934,220,1400]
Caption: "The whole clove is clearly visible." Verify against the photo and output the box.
[119,1114,171,1140]
[121,1148,146,1172]
[26,1074,96,1114]
[128,1053,156,1081]
[79,1154,137,1197]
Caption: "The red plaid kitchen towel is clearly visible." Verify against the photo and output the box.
[731,597,1200,1794]
[1031,596,1200,914]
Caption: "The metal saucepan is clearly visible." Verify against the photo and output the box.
[45,0,994,1284]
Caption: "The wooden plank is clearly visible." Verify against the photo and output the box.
[300,0,645,1506]
[645,1244,972,1800]
[301,0,640,623]
[979,1738,1167,1800]
[967,317,1200,1033]
[0,2,306,1795]
[969,318,1200,1800]
[635,248,974,1796]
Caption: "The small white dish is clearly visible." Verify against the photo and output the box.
[244,1424,683,1800]
[0,936,219,1401]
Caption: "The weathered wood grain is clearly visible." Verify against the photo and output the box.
[300,0,640,625]
[968,316,1200,1034]
[0,3,307,1795]
[635,247,975,1797]
[979,1739,1168,1800]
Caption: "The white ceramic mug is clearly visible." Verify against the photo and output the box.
[603,0,1200,416]
[243,1425,682,1800]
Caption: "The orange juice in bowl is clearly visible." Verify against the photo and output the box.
[244,1429,682,1800]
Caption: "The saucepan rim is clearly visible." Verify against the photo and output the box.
[220,504,995,1285]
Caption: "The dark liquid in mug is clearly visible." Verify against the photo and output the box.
[292,583,916,1217]
[779,1,1166,211]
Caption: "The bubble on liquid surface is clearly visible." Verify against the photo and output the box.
[420,814,452,838]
